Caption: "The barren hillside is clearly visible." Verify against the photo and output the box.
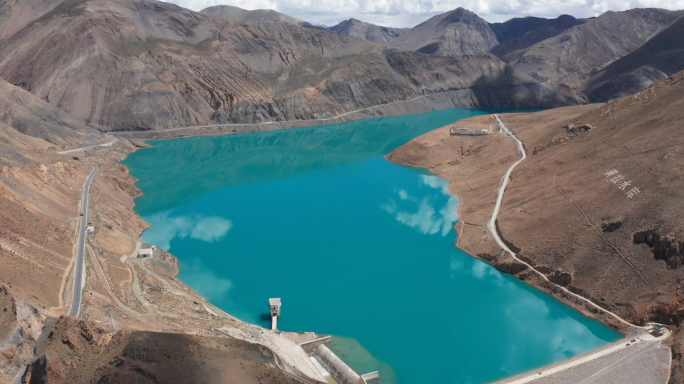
[0,0,584,133]
[582,15,684,102]
[329,18,407,45]
[502,9,682,88]
[200,4,304,25]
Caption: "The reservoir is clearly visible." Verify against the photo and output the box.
[123,109,621,384]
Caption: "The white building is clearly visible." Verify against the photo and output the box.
[138,248,154,258]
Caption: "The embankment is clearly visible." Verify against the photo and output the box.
[111,84,581,141]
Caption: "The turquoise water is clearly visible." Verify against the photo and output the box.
[123,109,621,384]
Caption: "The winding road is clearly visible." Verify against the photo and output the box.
[488,114,672,382]
[68,163,98,318]
[486,114,647,328]
[58,139,118,155]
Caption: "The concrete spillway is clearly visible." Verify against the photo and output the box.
[313,344,362,384]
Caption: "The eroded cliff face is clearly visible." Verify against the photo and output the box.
[0,0,585,133]
[0,286,47,384]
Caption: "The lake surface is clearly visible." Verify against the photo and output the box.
[124,109,621,384]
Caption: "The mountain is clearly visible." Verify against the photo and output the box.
[582,15,684,101]
[0,79,105,161]
[388,8,498,56]
[501,8,682,88]
[0,0,63,39]
[489,15,587,57]
[489,16,551,42]
[0,0,585,133]
[199,5,304,25]
[329,18,407,44]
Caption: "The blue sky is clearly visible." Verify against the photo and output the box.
[167,0,684,27]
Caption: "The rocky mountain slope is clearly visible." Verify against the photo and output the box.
[388,8,498,55]
[0,0,63,40]
[329,18,407,44]
[0,80,105,152]
[0,286,47,384]
[199,4,304,25]
[489,14,586,57]
[388,70,684,382]
[501,8,682,88]
[582,15,684,102]
[0,0,586,133]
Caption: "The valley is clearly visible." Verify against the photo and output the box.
[0,0,682,383]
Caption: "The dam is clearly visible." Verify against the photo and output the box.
[123,108,622,384]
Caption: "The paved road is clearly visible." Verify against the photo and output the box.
[486,114,527,252]
[68,163,98,318]
[58,138,118,155]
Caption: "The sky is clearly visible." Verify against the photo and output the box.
[166,0,684,27]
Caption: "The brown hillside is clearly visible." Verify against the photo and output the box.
[0,0,583,132]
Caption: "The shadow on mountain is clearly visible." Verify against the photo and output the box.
[24,316,300,384]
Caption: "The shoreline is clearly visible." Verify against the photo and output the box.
[385,111,634,332]
[384,96,684,381]
[120,119,626,383]
[108,85,578,141]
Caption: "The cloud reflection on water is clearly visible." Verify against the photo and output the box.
[142,211,233,250]
[381,175,459,236]
[450,255,597,371]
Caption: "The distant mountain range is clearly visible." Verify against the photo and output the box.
[0,0,681,134]
[0,0,584,133]
[317,7,684,102]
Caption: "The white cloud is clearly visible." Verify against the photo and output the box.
[451,255,507,286]
[381,175,459,236]
[190,216,234,243]
[142,211,233,250]
[180,260,234,301]
[164,0,684,27]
